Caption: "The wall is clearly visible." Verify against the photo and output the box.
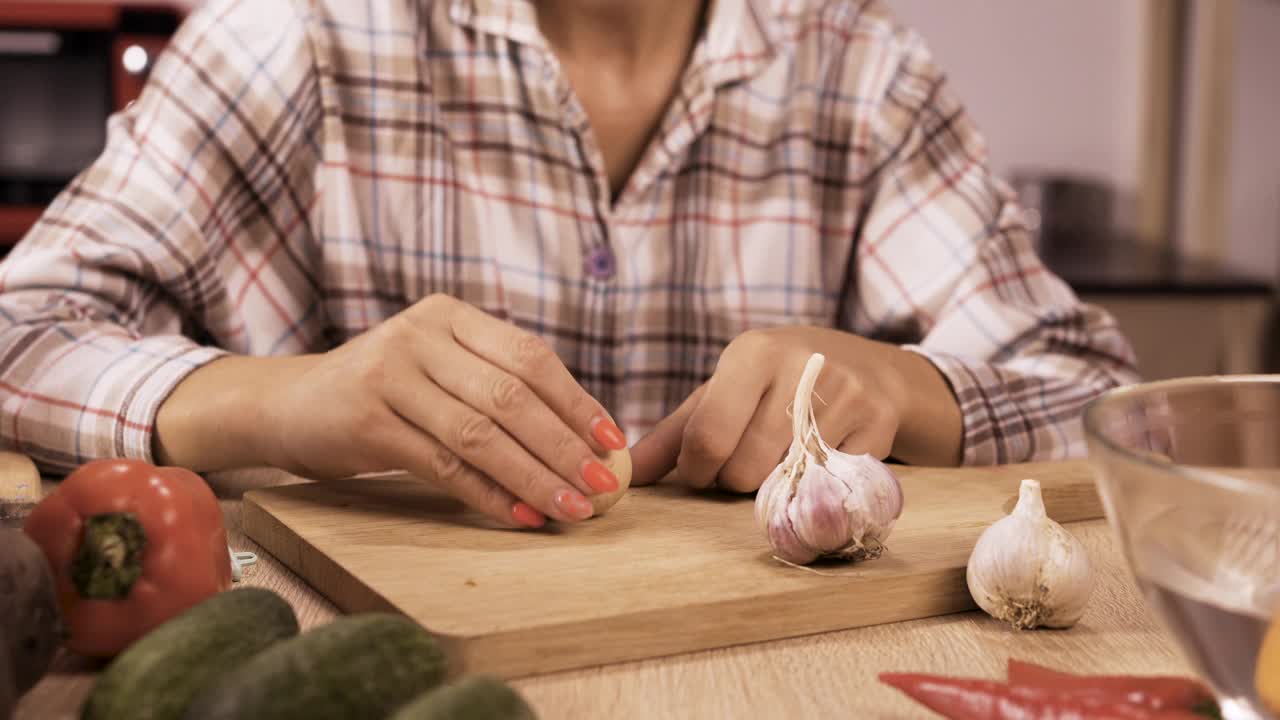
[890,0,1279,283]
[886,0,1147,227]
[1225,0,1280,279]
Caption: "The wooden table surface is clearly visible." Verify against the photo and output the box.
[15,469,1195,719]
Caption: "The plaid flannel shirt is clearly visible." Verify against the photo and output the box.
[0,0,1138,473]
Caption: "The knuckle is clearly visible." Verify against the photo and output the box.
[516,469,546,496]
[429,442,466,483]
[875,396,900,429]
[682,422,729,465]
[842,368,866,394]
[476,483,512,516]
[512,334,553,376]
[456,414,498,452]
[552,431,585,464]
[564,390,597,425]
[492,463,544,499]
[490,375,531,413]
[354,355,388,391]
[411,293,458,328]
[420,292,454,313]
[380,312,415,339]
[380,308,433,348]
[729,329,772,358]
[831,372,864,405]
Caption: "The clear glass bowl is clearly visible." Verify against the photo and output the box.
[1084,375,1280,720]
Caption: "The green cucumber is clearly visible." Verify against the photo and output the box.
[391,676,538,720]
[182,613,448,720]
[82,587,299,720]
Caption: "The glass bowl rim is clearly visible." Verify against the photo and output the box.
[1082,373,1280,502]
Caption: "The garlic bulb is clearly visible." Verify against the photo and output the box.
[966,478,1095,629]
[754,353,904,565]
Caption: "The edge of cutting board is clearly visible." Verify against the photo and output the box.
[243,460,1105,677]
[432,563,979,678]
[241,497,400,615]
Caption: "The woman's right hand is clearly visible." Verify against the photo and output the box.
[157,294,628,528]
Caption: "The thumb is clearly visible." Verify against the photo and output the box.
[629,384,705,486]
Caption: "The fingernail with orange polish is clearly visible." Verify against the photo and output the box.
[555,488,594,520]
[591,416,627,450]
[582,459,619,493]
[512,502,545,528]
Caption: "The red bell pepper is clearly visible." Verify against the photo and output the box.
[23,458,232,657]
[1007,660,1217,713]
[880,673,1212,720]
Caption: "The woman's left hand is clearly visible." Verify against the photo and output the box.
[630,326,920,492]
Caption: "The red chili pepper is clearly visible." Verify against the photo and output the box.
[1007,660,1218,713]
[23,459,232,657]
[879,673,1210,720]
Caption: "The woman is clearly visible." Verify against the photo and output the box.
[0,0,1137,529]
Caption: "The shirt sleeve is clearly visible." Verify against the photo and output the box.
[848,25,1140,465]
[0,0,324,473]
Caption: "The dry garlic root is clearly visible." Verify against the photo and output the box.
[754,353,904,565]
[589,448,632,515]
[966,478,1095,629]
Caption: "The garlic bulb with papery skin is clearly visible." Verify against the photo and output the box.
[754,353,904,565]
[966,478,1095,629]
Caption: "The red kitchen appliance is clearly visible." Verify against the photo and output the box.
[0,2,186,250]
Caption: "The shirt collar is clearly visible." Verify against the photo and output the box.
[447,0,546,48]
[699,0,781,86]
[447,0,781,87]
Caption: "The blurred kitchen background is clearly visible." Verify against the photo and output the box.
[1,0,1277,380]
[893,0,1280,380]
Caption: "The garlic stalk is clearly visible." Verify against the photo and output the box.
[754,353,904,565]
[965,479,1095,629]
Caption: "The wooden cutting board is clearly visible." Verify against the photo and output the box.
[242,461,1106,678]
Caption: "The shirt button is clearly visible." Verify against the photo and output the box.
[585,246,615,280]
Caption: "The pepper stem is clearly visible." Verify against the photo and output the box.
[71,512,147,600]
